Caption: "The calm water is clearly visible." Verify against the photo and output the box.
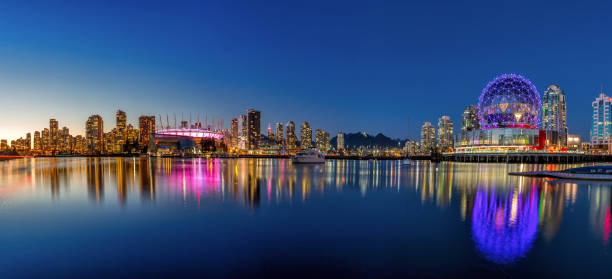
[0,158,611,278]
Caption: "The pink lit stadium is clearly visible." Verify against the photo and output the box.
[150,128,225,156]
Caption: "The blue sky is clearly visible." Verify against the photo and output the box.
[1,0,610,141]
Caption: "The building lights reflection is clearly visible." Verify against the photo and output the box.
[3,157,611,260]
[589,185,611,246]
[471,187,539,265]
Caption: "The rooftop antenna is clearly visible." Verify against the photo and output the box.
[166,114,169,129]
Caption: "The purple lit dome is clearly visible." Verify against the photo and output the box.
[478,74,541,129]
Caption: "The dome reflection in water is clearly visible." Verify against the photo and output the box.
[471,187,539,265]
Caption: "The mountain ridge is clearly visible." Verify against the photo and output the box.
[330,132,409,149]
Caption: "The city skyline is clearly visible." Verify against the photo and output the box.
[0,75,596,155]
[3,2,612,278]
[0,79,594,146]
[3,1,612,141]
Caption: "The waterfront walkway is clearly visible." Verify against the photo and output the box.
[443,153,588,163]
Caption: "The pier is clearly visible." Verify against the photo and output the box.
[440,153,595,164]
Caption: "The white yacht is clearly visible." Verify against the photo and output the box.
[292,150,325,164]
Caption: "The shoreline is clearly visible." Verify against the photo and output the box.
[8,154,612,164]
[25,154,410,161]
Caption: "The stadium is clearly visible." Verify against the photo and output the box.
[149,128,225,156]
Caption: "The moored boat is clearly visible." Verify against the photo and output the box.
[292,150,325,164]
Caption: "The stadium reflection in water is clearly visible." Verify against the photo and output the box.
[0,158,611,273]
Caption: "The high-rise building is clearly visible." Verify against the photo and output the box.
[33,131,41,150]
[138,116,155,150]
[542,84,568,146]
[74,135,86,154]
[337,132,345,150]
[104,132,114,154]
[286,121,297,149]
[235,115,248,149]
[300,122,313,149]
[315,129,330,153]
[86,115,104,154]
[461,105,480,132]
[0,139,7,151]
[42,128,50,152]
[60,127,70,153]
[127,124,138,144]
[247,109,261,150]
[116,110,127,133]
[115,110,127,152]
[25,133,31,150]
[420,122,436,153]
[231,118,239,147]
[275,123,284,145]
[436,116,453,151]
[49,119,58,152]
[591,93,612,146]
[239,115,247,137]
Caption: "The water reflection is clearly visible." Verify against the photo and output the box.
[471,187,539,264]
[406,162,611,264]
[1,158,611,266]
[588,185,611,245]
[86,158,104,203]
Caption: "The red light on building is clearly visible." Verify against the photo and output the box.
[538,130,546,150]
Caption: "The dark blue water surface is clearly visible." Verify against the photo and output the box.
[0,158,611,278]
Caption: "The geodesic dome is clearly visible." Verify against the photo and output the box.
[478,74,541,129]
